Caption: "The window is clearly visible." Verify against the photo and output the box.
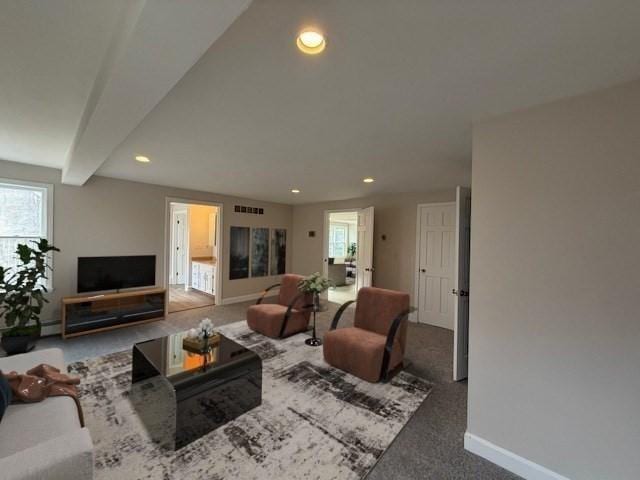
[0,179,53,286]
[328,224,347,257]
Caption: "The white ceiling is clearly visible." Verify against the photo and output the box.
[62,0,252,185]
[0,1,125,168]
[3,1,640,205]
[0,0,250,177]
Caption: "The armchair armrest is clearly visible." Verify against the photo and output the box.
[380,309,410,382]
[330,300,356,330]
[256,283,281,304]
[0,428,93,480]
[279,292,313,337]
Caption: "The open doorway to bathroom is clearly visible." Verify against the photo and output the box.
[167,200,221,313]
[324,210,358,304]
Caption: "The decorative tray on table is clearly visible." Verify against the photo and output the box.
[182,333,220,354]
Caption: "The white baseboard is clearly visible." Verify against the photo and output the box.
[464,433,570,480]
[221,289,279,306]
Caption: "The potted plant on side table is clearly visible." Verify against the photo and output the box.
[0,239,59,355]
[298,272,332,346]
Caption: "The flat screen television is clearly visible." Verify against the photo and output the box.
[77,255,156,293]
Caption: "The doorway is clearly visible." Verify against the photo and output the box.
[415,202,456,330]
[414,187,471,381]
[325,211,358,303]
[167,200,221,313]
[323,207,375,304]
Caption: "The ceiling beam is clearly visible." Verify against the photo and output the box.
[62,0,251,185]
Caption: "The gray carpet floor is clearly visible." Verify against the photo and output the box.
[32,298,519,479]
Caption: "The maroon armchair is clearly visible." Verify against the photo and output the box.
[246,274,313,338]
[323,287,410,382]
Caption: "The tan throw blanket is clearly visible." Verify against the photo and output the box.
[5,363,84,427]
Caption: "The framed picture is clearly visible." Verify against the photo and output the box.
[270,228,286,275]
[229,226,250,279]
[251,228,269,277]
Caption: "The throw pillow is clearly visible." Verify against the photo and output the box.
[0,370,12,421]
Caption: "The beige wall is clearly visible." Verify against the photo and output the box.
[469,80,640,479]
[188,204,216,259]
[0,160,293,332]
[292,190,455,303]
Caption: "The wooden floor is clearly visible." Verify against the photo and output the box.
[168,285,215,313]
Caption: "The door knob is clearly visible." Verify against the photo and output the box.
[452,289,458,295]
[420,268,426,273]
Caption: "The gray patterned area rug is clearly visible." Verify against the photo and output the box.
[68,321,432,480]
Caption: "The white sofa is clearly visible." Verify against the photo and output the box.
[0,348,93,480]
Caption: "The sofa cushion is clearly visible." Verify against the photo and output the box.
[277,274,305,306]
[247,303,310,338]
[0,348,79,459]
[0,396,82,458]
[277,274,313,311]
[0,428,94,480]
[354,287,410,350]
[323,327,404,383]
[0,348,65,373]
[0,371,11,421]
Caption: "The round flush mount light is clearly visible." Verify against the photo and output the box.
[291,188,301,194]
[363,177,375,183]
[135,155,150,163]
[296,29,326,55]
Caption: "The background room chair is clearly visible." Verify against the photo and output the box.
[327,263,347,287]
[246,274,313,338]
[323,287,410,382]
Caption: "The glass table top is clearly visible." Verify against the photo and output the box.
[134,331,257,385]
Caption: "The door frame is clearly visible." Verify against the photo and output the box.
[322,208,361,279]
[322,208,361,302]
[164,197,223,309]
[170,204,189,287]
[412,201,456,323]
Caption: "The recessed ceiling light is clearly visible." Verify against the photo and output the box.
[135,155,150,163]
[291,189,301,194]
[363,177,375,183]
[296,29,326,55]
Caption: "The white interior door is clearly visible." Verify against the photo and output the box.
[453,186,471,381]
[416,203,455,329]
[171,211,187,285]
[356,206,374,290]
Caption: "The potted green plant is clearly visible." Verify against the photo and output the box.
[0,239,59,355]
[298,272,333,308]
[345,242,357,263]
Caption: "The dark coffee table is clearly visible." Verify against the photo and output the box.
[131,331,262,449]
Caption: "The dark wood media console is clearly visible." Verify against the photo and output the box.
[61,287,167,339]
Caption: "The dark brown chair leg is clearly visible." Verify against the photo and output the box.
[381,362,404,382]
